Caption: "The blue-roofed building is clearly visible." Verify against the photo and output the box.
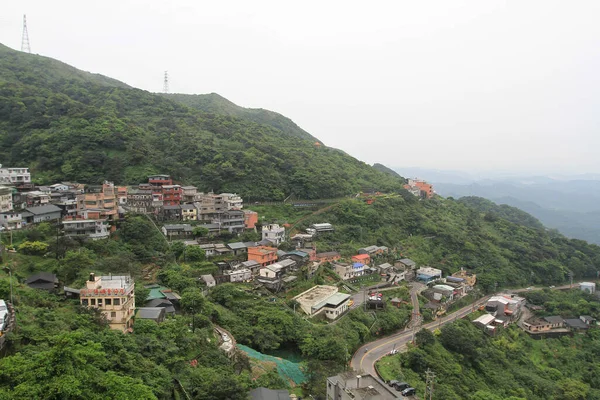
[416,267,442,283]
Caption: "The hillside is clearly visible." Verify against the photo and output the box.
[162,92,318,142]
[372,163,404,179]
[274,196,600,290]
[0,43,404,200]
[457,196,545,230]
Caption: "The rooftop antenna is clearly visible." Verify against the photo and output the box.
[163,71,169,93]
[21,14,31,53]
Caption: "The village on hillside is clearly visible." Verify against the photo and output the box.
[2,167,600,399]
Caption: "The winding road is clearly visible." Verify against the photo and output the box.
[350,283,579,378]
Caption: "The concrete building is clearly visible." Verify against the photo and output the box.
[181,186,198,203]
[63,219,110,240]
[0,166,30,185]
[451,268,477,287]
[0,211,22,230]
[224,268,252,283]
[293,285,350,320]
[221,193,243,210]
[148,174,172,187]
[580,282,596,294]
[0,186,12,213]
[135,307,166,323]
[316,251,341,263]
[248,246,278,267]
[201,275,216,287]
[416,267,442,282]
[80,274,135,332]
[181,204,197,221]
[162,185,182,206]
[21,204,62,224]
[327,371,400,400]
[351,254,371,265]
[396,258,416,270]
[126,189,153,214]
[333,262,366,280]
[307,223,334,234]
[262,224,285,246]
[77,182,118,221]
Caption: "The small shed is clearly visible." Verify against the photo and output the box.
[135,307,166,323]
[25,272,58,291]
[390,297,403,308]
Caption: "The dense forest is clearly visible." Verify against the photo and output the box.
[0,43,405,200]
[377,289,600,400]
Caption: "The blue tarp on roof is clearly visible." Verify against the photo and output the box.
[353,263,364,268]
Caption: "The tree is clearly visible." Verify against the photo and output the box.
[557,378,589,400]
[415,328,435,347]
[17,241,49,256]
[184,246,206,262]
[170,241,185,260]
[192,227,209,238]
[58,248,96,284]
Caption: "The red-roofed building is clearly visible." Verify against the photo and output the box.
[352,253,371,265]
[247,246,278,267]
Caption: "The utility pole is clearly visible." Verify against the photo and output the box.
[569,271,574,289]
[163,71,169,94]
[21,15,31,53]
[424,369,436,400]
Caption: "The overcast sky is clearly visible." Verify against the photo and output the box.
[2,1,600,175]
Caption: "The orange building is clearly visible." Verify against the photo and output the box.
[77,181,118,221]
[351,254,371,265]
[405,178,434,199]
[244,210,259,229]
[247,246,278,267]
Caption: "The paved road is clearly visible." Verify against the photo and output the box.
[350,282,580,378]
[351,295,490,377]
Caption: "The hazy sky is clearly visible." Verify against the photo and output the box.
[2,1,600,174]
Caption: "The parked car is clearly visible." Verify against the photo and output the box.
[387,380,399,388]
[389,349,399,355]
[401,387,416,396]
[394,382,410,391]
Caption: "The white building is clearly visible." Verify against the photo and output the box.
[0,186,12,213]
[63,219,110,240]
[262,224,285,246]
[0,166,30,185]
[293,285,351,320]
[224,268,252,283]
[0,211,22,230]
[580,282,596,294]
[221,193,243,210]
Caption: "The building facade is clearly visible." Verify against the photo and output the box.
[262,224,285,245]
[248,246,278,267]
[80,274,135,332]
[63,219,110,240]
[0,166,31,185]
[0,186,12,213]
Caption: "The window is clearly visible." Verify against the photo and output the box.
[90,298,96,306]
[114,298,120,306]
[97,299,102,306]
[105,298,112,305]
[111,312,116,318]
[81,299,88,306]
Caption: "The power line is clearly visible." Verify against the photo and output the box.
[21,14,31,53]
[163,71,169,93]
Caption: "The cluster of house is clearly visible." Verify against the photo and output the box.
[0,168,262,240]
[327,371,401,400]
[473,294,526,334]
[24,271,186,332]
[403,178,434,199]
[0,166,123,239]
[198,245,313,291]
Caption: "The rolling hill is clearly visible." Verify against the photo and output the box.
[0,43,405,200]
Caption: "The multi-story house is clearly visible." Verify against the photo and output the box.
[0,165,31,185]
[63,219,110,240]
[248,246,278,267]
[262,224,285,245]
[0,186,12,213]
[221,193,243,210]
[215,210,245,233]
[181,204,197,221]
[162,185,182,206]
[77,182,118,221]
[0,211,22,230]
[80,273,135,332]
[148,174,173,187]
[126,189,153,213]
[181,186,198,203]
[24,191,50,207]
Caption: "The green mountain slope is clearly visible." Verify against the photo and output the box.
[0,43,404,200]
[372,163,404,179]
[163,92,318,142]
[457,196,545,230]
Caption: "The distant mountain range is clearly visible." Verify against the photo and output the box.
[393,167,600,244]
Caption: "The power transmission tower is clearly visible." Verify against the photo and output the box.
[424,369,436,400]
[163,71,169,93]
[21,14,31,53]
